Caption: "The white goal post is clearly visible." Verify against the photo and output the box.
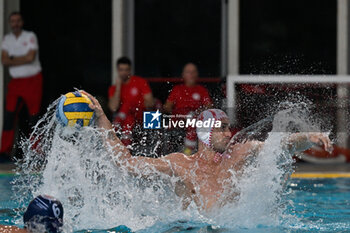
[226,75,350,147]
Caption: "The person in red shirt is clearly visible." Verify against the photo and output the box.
[164,63,212,155]
[0,12,43,162]
[108,57,154,146]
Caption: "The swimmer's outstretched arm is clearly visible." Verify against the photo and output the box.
[250,132,332,153]
[282,132,333,154]
[243,132,333,158]
[252,132,332,152]
[82,91,178,176]
[229,133,332,173]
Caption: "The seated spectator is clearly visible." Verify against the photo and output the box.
[163,62,212,155]
[108,57,154,146]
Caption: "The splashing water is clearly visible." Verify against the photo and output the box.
[12,99,326,232]
[213,101,327,229]
[12,98,200,231]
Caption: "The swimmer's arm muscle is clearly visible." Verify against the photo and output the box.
[119,156,175,176]
[82,91,132,159]
[122,153,185,177]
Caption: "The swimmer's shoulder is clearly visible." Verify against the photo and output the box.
[230,140,263,152]
[226,141,264,164]
[243,140,264,152]
[0,225,27,232]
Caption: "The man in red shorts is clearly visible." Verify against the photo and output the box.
[164,63,212,155]
[108,57,154,146]
[0,12,43,161]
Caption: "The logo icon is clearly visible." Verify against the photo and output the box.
[143,110,162,129]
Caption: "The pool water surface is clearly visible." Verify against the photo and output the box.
[0,175,349,232]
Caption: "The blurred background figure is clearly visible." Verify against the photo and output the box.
[108,57,154,146]
[0,12,42,162]
[163,63,212,155]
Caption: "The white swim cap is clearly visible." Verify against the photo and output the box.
[196,109,228,147]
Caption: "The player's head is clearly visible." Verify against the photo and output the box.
[116,57,132,82]
[182,63,198,86]
[9,12,23,34]
[23,195,64,233]
[196,109,231,153]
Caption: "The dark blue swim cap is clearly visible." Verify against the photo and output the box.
[23,195,64,233]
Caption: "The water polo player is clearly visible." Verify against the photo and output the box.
[83,91,332,211]
[0,195,64,233]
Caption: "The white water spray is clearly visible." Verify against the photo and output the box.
[12,99,325,232]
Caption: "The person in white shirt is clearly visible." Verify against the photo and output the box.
[0,12,43,162]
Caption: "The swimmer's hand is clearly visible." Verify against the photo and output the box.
[285,132,333,154]
[307,132,333,153]
[80,91,105,119]
[80,91,113,130]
